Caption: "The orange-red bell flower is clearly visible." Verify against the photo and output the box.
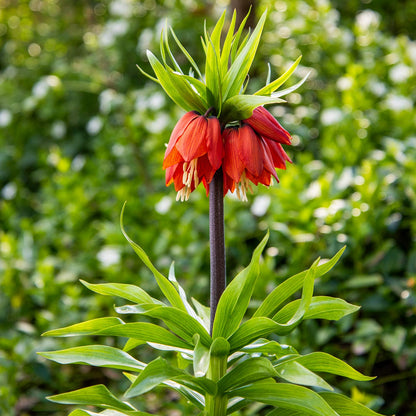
[163,111,223,201]
[244,106,291,145]
[222,123,291,201]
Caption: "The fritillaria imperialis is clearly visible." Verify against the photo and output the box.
[138,9,308,201]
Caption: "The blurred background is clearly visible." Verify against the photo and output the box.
[0,0,415,415]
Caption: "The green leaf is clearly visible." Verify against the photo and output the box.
[120,202,186,312]
[229,259,318,351]
[124,372,205,410]
[223,10,267,100]
[193,334,210,377]
[294,352,374,381]
[141,306,212,347]
[274,360,333,390]
[68,409,153,416]
[229,381,339,416]
[169,27,203,79]
[320,392,384,415]
[168,262,204,326]
[146,51,207,113]
[95,322,192,350]
[270,71,310,98]
[218,357,277,393]
[212,232,269,339]
[192,297,210,330]
[273,296,360,323]
[241,339,298,356]
[80,280,161,306]
[228,317,285,351]
[230,10,250,62]
[124,357,216,398]
[123,339,145,352]
[254,247,345,318]
[47,385,136,412]
[38,345,145,372]
[255,56,302,96]
[221,94,285,122]
[219,10,236,77]
[42,317,124,337]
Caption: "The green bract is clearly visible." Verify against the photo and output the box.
[138,9,308,123]
[39,205,382,416]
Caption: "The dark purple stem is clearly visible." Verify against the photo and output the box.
[209,167,226,335]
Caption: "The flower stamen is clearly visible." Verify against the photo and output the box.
[177,159,199,202]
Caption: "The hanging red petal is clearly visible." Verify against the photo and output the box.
[244,106,291,145]
[206,116,223,171]
[175,115,208,162]
[165,111,199,157]
[223,128,245,182]
[237,125,263,177]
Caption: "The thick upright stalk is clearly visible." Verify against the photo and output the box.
[209,167,226,335]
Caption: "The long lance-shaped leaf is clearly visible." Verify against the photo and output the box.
[95,322,192,350]
[136,64,160,84]
[168,262,203,325]
[218,357,277,393]
[228,259,318,351]
[124,357,216,398]
[227,397,252,414]
[254,246,346,318]
[319,392,384,416]
[230,10,250,62]
[220,10,237,77]
[255,56,302,96]
[204,11,224,110]
[212,232,269,339]
[274,360,333,390]
[120,202,186,312]
[230,381,340,416]
[38,345,145,372]
[292,352,374,381]
[47,385,136,412]
[193,334,210,377]
[68,410,153,416]
[223,10,267,100]
[273,296,360,323]
[80,280,163,306]
[271,71,310,98]
[141,306,212,347]
[146,51,207,113]
[169,27,203,79]
[221,94,285,122]
[124,372,205,410]
[42,317,124,337]
[230,381,339,416]
[147,50,194,111]
[240,339,298,356]
[161,25,183,74]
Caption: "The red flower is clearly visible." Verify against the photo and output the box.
[244,106,291,145]
[222,121,291,201]
[163,111,223,201]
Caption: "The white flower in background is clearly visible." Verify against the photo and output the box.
[97,246,121,267]
[51,120,66,139]
[0,109,12,127]
[385,94,413,111]
[320,108,344,125]
[389,64,413,83]
[251,195,271,217]
[86,116,103,135]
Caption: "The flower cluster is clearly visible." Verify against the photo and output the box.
[164,106,292,201]
[139,9,307,201]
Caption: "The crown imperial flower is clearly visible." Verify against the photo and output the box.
[139,9,308,201]
[163,111,222,201]
[222,122,291,201]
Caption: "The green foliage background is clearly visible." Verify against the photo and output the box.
[0,0,415,415]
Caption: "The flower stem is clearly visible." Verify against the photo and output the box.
[209,167,226,335]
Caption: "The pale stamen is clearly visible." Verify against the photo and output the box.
[177,159,199,202]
